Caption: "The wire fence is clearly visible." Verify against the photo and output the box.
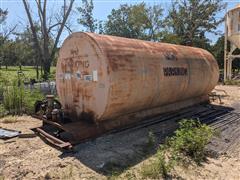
[24,81,57,95]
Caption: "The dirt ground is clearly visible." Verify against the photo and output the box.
[0,85,240,180]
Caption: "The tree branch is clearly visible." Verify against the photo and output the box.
[22,0,43,61]
[50,0,75,60]
[2,25,17,43]
[47,22,61,33]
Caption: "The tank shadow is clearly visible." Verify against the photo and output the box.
[58,104,236,177]
[60,119,177,176]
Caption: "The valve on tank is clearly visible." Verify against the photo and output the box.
[34,95,63,122]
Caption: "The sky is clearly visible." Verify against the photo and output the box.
[1,0,240,45]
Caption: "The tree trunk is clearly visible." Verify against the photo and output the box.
[40,65,43,77]
[36,65,39,80]
[43,59,51,80]
[5,65,7,70]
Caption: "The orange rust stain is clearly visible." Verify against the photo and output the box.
[56,32,219,124]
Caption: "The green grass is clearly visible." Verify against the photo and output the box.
[0,66,56,82]
[0,69,45,116]
[224,80,240,86]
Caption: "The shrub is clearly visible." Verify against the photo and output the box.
[141,147,172,178]
[167,119,213,163]
[141,119,213,178]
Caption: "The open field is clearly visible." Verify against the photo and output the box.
[0,85,240,179]
[0,66,56,82]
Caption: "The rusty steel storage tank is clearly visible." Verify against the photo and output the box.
[56,32,219,123]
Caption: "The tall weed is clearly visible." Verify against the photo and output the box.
[3,80,24,115]
[1,78,44,115]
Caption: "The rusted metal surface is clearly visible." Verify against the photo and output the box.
[32,94,209,148]
[32,103,240,149]
[33,127,72,149]
[56,32,219,123]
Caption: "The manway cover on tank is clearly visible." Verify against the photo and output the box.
[56,32,219,123]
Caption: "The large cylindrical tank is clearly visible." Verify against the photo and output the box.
[226,4,240,48]
[56,32,219,123]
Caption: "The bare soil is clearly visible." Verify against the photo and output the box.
[0,85,240,180]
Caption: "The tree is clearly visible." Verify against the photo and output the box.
[0,27,45,76]
[104,3,164,41]
[1,40,18,70]
[146,4,164,41]
[22,0,75,80]
[0,8,17,44]
[210,36,239,72]
[0,8,8,69]
[167,0,226,47]
[211,36,224,69]
[0,8,8,24]
[0,9,17,69]
[77,0,97,32]
[15,25,50,79]
[14,29,37,71]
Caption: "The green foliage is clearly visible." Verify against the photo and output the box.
[0,36,36,70]
[212,36,224,69]
[166,0,226,47]
[213,41,240,71]
[161,32,182,44]
[0,40,18,68]
[104,3,164,41]
[77,0,97,32]
[141,119,213,178]
[24,89,44,114]
[141,148,172,178]
[48,69,56,80]
[168,119,213,163]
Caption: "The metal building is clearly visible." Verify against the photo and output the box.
[224,4,240,81]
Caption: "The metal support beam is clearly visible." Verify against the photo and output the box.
[224,18,228,81]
